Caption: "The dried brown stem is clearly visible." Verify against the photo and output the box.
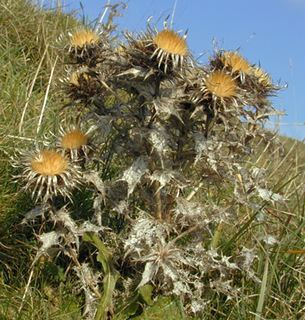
[153,180,163,220]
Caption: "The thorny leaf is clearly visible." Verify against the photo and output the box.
[153,98,183,122]
[150,170,187,191]
[137,262,158,288]
[149,126,169,156]
[84,172,106,197]
[21,205,49,224]
[93,194,105,226]
[209,279,240,299]
[113,200,129,215]
[256,187,285,203]
[121,156,148,196]
[73,263,102,319]
[117,67,147,78]
[34,231,62,262]
[124,217,169,257]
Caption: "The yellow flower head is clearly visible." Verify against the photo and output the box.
[205,71,237,98]
[153,30,188,56]
[61,129,88,150]
[31,150,68,176]
[18,149,81,202]
[252,67,272,87]
[221,51,251,74]
[70,29,99,48]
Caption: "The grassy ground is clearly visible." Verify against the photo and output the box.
[0,1,304,319]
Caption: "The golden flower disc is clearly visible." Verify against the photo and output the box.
[69,72,89,87]
[222,52,251,74]
[252,67,272,86]
[31,150,68,176]
[205,71,237,98]
[70,30,99,47]
[69,72,80,87]
[61,130,88,150]
[153,30,188,56]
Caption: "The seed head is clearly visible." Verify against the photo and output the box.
[153,30,188,56]
[31,150,68,176]
[252,67,272,87]
[151,29,188,73]
[205,71,237,98]
[61,129,88,150]
[18,149,81,203]
[70,30,99,48]
[59,125,93,161]
[221,51,252,74]
[69,72,81,87]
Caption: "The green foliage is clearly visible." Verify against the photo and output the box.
[84,233,119,320]
[133,296,185,320]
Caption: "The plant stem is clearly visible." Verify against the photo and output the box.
[153,180,163,220]
[210,222,223,250]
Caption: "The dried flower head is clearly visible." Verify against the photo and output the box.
[152,29,188,72]
[18,149,81,202]
[68,29,109,67]
[69,71,83,87]
[252,67,272,87]
[59,125,94,161]
[64,69,104,105]
[221,51,252,74]
[205,71,237,99]
[70,29,99,48]
[122,27,189,77]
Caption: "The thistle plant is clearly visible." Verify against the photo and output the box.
[14,6,286,319]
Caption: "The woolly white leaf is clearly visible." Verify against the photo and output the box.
[73,263,101,319]
[21,205,48,224]
[221,256,239,270]
[137,261,158,288]
[113,200,128,215]
[117,67,147,78]
[54,208,78,234]
[78,221,104,235]
[149,126,169,155]
[175,198,204,218]
[150,170,188,191]
[124,217,168,257]
[193,132,207,163]
[153,98,183,122]
[173,280,190,296]
[38,231,61,252]
[260,235,278,246]
[162,262,179,282]
[84,172,106,197]
[93,194,104,226]
[210,279,239,299]
[256,187,285,203]
[121,156,148,196]
[34,231,62,263]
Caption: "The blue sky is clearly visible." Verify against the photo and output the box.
[47,0,305,140]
